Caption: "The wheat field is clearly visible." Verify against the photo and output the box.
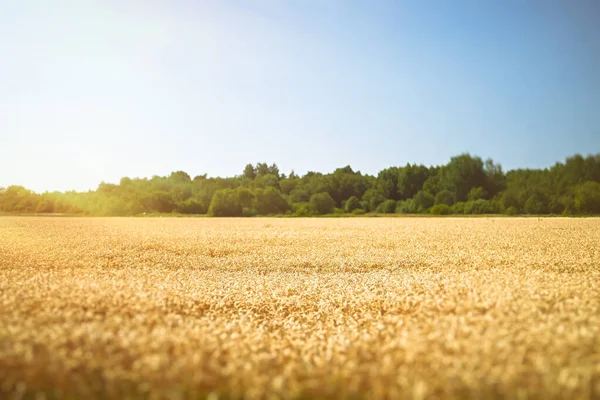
[0,217,599,399]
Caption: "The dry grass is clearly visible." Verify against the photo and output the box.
[0,217,599,399]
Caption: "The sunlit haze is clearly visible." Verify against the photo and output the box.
[1,1,599,192]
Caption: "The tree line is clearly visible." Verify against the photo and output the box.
[2,153,600,216]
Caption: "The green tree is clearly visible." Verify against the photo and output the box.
[176,199,207,214]
[243,164,256,180]
[523,192,549,214]
[141,191,176,213]
[256,163,268,176]
[255,187,289,215]
[254,174,280,189]
[505,206,518,215]
[467,187,486,201]
[377,167,401,200]
[0,186,39,212]
[439,154,488,202]
[208,189,243,217]
[464,199,495,214]
[395,200,411,214]
[267,163,281,178]
[430,204,451,215]
[35,198,54,213]
[344,196,362,213]
[413,190,434,212]
[397,164,431,200]
[330,166,368,206]
[235,187,256,215]
[303,173,332,196]
[294,202,313,216]
[362,188,386,211]
[172,185,192,203]
[434,190,454,206]
[574,181,600,214]
[279,178,298,195]
[484,159,506,196]
[500,189,520,213]
[2,152,598,217]
[451,202,466,214]
[376,199,396,214]
[422,174,441,196]
[290,188,310,204]
[169,171,192,183]
[310,192,335,215]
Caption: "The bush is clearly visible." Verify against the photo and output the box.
[289,188,310,203]
[500,189,520,211]
[140,191,176,213]
[208,189,242,217]
[451,201,466,214]
[558,194,574,215]
[376,199,396,214]
[176,199,207,214]
[310,192,335,215]
[344,196,362,213]
[574,181,600,214]
[430,204,451,215]
[413,191,434,212]
[351,208,366,215]
[35,198,54,213]
[294,202,313,216]
[434,190,454,206]
[464,199,495,214]
[467,187,487,201]
[255,187,289,215]
[520,192,550,214]
[395,200,411,214]
[362,189,386,211]
[505,206,518,215]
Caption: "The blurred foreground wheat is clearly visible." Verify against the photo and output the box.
[1,217,599,399]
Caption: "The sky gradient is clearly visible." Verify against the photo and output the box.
[1,0,599,192]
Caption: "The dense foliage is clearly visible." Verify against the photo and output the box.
[2,154,600,216]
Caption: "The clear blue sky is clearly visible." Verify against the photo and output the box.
[1,1,599,192]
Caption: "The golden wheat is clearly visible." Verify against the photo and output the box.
[1,217,599,399]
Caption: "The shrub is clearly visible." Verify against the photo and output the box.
[430,204,451,215]
[294,202,313,216]
[574,181,600,214]
[255,187,289,215]
[451,202,466,214]
[434,190,454,206]
[208,189,242,217]
[310,192,335,215]
[464,199,495,214]
[141,191,176,214]
[376,199,396,214]
[395,200,411,214]
[505,206,518,215]
[362,189,386,212]
[289,189,310,203]
[467,187,486,201]
[176,199,207,214]
[413,191,434,212]
[344,196,362,213]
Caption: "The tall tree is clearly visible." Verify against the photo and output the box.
[243,164,256,180]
